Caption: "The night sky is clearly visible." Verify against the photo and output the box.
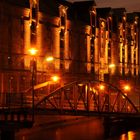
[67,0,140,12]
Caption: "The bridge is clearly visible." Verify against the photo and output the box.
[35,80,138,115]
[0,79,140,139]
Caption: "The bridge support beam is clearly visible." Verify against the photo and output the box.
[86,83,90,111]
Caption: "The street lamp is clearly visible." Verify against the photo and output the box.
[123,84,131,111]
[122,84,131,98]
[98,84,105,111]
[99,84,105,91]
[108,63,116,82]
[124,85,131,91]
[46,56,54,62]
[44,56,61,93]
[51,75,60,82]
[28,48,38,122]
[44,56,54,72]
[28,48,38,56]
[108,63,116,69]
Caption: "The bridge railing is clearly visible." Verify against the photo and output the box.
[0,79,138,118]
[0,92,34,126]
[35,80,139,114]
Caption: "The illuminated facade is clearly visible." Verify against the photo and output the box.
[0,0,139,101]
[111,9,140,87]
[95,8,113,81]
[126,13,139,77]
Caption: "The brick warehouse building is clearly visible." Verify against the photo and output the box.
[0,0,140,106]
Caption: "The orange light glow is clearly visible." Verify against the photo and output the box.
[51,76,59,82]
[78,84,83,86]
[28,48,38,56]
[90,87,92,91]
[99,84,105,91]
[122,93,128,99]
[46,56,54,62]
[109,63,115,68]
[124,85,131,91]
[128,131,136,140]
[123,16,126,21]
[134,21,137,24]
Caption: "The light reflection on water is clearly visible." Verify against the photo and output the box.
[127,131,136,140]
[109,130,140,140]
[16,117,104,140]
[120,131,137,140]
[16,117,140,140]
[52,118,104,140]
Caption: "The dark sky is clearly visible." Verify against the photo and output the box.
[67,0,140,12]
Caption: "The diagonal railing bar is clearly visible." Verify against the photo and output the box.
[111,92,120,112]
[35,81,77,106]
[46,98,58,109]
[120,99,127,112]
[35,80,138,114]
[52,96,60,108]
[101,95,108,112]
[64,90,75,110]
[91,93,99,111]
[80,91,88,111]
[76,91,84,108]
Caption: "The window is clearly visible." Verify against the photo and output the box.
[108,50,111,58]
[134,68,136,76]
[122,68,125,76]
[134,59,136,65]
[8,56,12,67]
[60,29,64,40]
[61,16,65,26]
[32,7,37,19]
[60,29,64,49]
[60,60,64,69]
[60,50,64,60]
[30,21,36,34]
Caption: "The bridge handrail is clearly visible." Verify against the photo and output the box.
[35,80,138,113]
[35,81,78,107]
[95,80,139,113]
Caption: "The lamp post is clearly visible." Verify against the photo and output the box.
[29,48,38,122]
[46,56,54,62]
[123,84,131,112]
[44,56,54,75]
[98,84,105,111]
[108,63,116,83]
[51,75,60,82]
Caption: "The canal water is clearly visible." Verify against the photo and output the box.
[16,116,140,140]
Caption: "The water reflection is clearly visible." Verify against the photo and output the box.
[16,117,140,140]
[128,131,136,140]
[50,118,104,140]
[120,131,136,140]
[16,117,104,140]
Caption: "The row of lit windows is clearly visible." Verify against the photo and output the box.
[59,6,67,69]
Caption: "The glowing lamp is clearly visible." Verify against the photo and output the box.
[29,48,38,56]
[109,64,115,68]
[124,85,131,91]
[46,56,54,62]
[51,76,59,82]
[99,84,105,91]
